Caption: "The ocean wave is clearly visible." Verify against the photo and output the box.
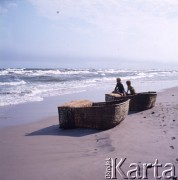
[0,68,93,76]
[0,68,178,106]
[0,95,43,106]
[0,68,137,77]
[0,80,26,86]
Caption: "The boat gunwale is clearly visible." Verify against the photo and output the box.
[58,99,130,109]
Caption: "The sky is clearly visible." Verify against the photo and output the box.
[0,0,178,69]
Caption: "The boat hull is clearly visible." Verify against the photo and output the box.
[58,99,130,130]
[105,92,157,111]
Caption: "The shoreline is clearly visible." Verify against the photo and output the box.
[0,86,108,128]
[1,82,178,128]
[0,86,178,179]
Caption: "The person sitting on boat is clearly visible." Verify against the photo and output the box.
[112,78,126,96]
[126,80,136,95]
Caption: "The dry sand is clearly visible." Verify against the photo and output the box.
[0,87,178,180]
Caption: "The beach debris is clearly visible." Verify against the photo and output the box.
[144,117,146,118]
[171,176,177,180]
[151,111,155,114]
[172,94,175,96]
[169,146,174,150]
[171,137,176,140]
[173,120,176,122]
[176,158,178,162]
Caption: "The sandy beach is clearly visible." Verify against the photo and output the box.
[0,87,178,180]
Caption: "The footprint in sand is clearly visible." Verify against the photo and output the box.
[95,134,115,153]
[170,146,174,150]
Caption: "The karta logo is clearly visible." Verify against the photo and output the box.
[105,158,177,179]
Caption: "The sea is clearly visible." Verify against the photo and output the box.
[1,68,178,107]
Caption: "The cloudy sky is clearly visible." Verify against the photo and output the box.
[0,0,178,68]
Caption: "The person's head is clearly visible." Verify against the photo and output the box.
[116,78,121,83]
[126,80,131,86]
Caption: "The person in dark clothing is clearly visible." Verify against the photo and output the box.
[112,78,126,96]
[126,80,136,95]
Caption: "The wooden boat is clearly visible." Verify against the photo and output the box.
[105,92,157,111]
[58,99,130,130]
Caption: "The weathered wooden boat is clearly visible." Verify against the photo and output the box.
[105,92,157,111]
[58,99,130,130]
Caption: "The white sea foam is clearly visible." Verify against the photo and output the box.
[0,95,43,106]
[0,68,178,106]
[22,69,92,76]
[0,80,26,86]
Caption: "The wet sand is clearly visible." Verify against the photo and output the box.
[0,87,178,180]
